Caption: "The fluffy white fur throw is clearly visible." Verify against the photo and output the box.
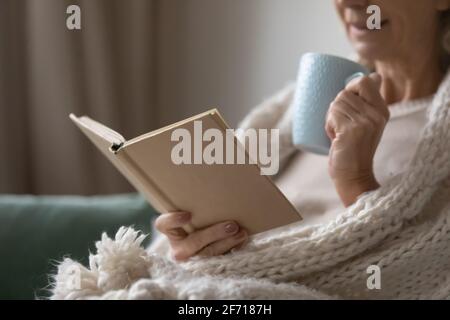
[51,71,450,300]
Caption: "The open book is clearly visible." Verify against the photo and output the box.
[70,109,302,235]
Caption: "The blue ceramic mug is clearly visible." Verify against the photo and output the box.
[292,53,369,155]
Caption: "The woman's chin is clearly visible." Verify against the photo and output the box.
[353,43,389,64]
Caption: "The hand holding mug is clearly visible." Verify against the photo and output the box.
[325,73,390,206]
[292,53,370,155]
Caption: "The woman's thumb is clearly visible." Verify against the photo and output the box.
[369,72,382,90]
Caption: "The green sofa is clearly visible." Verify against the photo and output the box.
[0,194,157,300]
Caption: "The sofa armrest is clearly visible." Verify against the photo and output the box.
[0,193,157,300]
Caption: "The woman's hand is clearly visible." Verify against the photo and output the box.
[325,73,390,207]
[154,212,248,262]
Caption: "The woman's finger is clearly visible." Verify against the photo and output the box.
[325,101,353,140]
[197,229,248,257]
[172,221,240,261]
[368,72,382,89]
[154,212,190,240]
[336,91,363,115]
[346,73,385,108]
[328,99,359,122]
[336,91,386,126]
[365,73,389,120]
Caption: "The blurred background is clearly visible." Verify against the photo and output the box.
[0,0,352,196]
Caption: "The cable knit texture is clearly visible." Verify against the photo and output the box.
[51,72,450,300]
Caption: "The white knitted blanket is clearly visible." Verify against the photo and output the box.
[51,72,450,300]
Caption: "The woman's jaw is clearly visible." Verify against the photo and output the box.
[340,5,398,62]
[334,0,444,65]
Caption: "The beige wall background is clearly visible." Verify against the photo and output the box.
[158,0,352,127]
[1,0,352,195]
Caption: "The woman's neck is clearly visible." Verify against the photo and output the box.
[374,47,444,105]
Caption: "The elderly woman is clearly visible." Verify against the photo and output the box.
[151,0,450,261]
[52,0,450,300]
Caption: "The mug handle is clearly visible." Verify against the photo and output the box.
[345,72,367,86]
